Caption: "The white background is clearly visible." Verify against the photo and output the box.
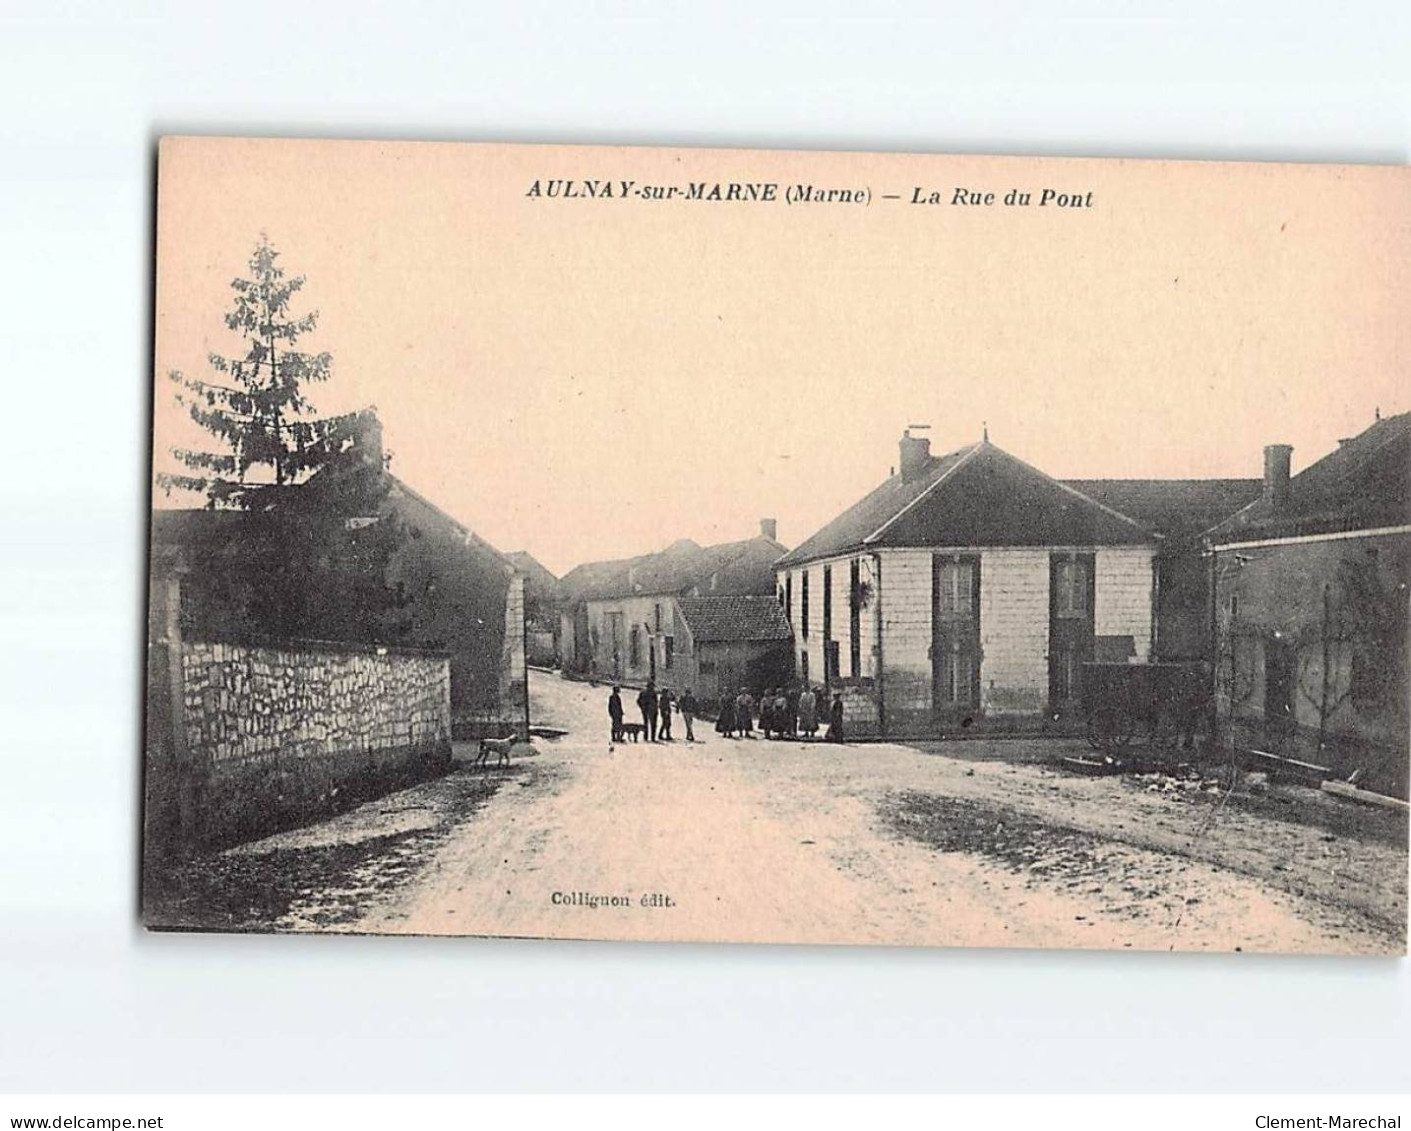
[1,0,1408,1094]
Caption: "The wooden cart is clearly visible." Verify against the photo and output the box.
[1081,661,1211,757]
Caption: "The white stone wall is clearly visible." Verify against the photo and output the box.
[811,544,1159,722]
[586,594,681,681]
[873,550,932,717]
[181,641,451,766]
[779,554,876,686]
[500,572,527,720]
[1094,546,1156,661]
[978,549,1052,715]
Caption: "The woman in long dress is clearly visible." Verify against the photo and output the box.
[759,688,776,739]
[797,686,818,737]
[715,693,736,738]
[825,693,846,744]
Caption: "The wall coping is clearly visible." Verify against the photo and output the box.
[184,634,452,661]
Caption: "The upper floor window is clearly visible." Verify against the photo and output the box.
[937,560,974,619]
[1055,558,1089,618]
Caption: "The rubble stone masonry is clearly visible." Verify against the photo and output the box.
[177,639,452,848]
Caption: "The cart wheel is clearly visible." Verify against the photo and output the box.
[1109,713,1137,752]
[1150,708,1182,751]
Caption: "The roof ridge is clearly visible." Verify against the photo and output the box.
[983,447,1158,538]
[862,443,984,544]
[1298,414,1410,492]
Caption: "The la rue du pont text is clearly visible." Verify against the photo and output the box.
[916,186,1095,208]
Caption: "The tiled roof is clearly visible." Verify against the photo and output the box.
[1208,412,1410,543]
[676,596,793,643]
[777,441,1160,566]
[561,534,787,602]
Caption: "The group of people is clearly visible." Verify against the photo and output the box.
[716,684,845,743]
[607,679,698,744]
[606,680,845,745]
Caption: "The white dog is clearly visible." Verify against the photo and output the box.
[473,736,515,771]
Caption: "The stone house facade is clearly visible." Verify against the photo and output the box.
[1208,414,1410,798]
[382,478,528,737]
[672,596,795,706]
[559,523,788,686]
[776,429,1242,737]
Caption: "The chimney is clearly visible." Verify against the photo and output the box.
[760,518,778,542]
[355,409,385,471]
[1263,444,1292,512]
[899,427,931,480]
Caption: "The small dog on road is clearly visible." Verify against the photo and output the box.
[473,735,515,771]
[618,723,644,742]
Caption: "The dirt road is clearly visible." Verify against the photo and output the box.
[335,671,1406,954]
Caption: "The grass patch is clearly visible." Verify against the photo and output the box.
[145,769,514,932]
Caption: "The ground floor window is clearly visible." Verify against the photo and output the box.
[936,644,977,706]
[1052,645,1081,702]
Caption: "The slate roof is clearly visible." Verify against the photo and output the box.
[1063,479,1262,548]
[560,534,787,603]
[776,440,1158,567]
[776,444,980,567]
[676,596,794,643]
[1207,411,1411,544]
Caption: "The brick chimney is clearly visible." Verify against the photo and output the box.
[1263,443,1292,513]
[899,428,931,480]
[760,518,778,541]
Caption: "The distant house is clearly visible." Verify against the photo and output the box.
[559,521,788,686]
[775,428,1258,736]
[506,550,562,666]
[1207,414,1409,798]
[674,596,795,705]
[152,416,529,739]
[380,477,528,738]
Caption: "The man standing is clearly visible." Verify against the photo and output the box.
[608,685,624,744]
[638,679,659,742]
[679,688,697,742]
[658,685,674,741]
[736,687,754,738]
[785,684,800,738]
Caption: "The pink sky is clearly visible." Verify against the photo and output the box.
[153,138,1410,575]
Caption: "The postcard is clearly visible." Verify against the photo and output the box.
[144,136,1408,953]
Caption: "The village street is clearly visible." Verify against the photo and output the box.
[186,670,1408,954]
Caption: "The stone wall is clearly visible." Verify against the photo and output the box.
[174,638,452,849]
[583,594,682,685]
[1212,532,1409,797]
[782,543,1159,735]
[499,572,528,732]
[1094,546,1156,661]
[781,553,878,692]
[977,549,1052,716]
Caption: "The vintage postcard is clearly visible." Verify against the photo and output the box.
[144,136,1409,953]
